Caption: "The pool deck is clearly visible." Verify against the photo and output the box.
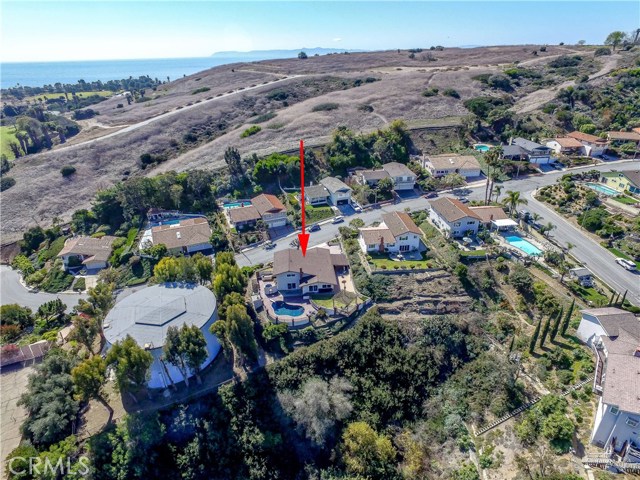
[258,283,314,327]
[496,231,545,257]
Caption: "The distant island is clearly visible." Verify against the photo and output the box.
[211,47,367,59]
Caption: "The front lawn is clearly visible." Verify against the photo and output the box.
[567,282,609,307]
[367,252,433,270]
[612,195,638,205]
[305,205,334,223]
[460,249,487,257]
[311,292,362,309]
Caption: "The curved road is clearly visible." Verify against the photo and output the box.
[0,265,86,312]
[236,160,640,305]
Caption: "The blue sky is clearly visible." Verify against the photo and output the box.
[2,1,638,62]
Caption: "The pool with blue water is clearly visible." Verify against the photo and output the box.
[272,301,305,317]
[505,235,542,256]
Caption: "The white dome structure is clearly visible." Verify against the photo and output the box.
[103,283,220,389]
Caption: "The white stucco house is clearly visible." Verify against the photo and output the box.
[358,211,424,254]
[577,307,640,462]
[103,283,221,389]
[272,247,349,296]
[567,131,608,157]
[423,153,482,179]
[429,197,481,237]
[502,137,553,164]
[546,137,585,156]
[320,177,352,205]
[251,193,288,228]
[304,184,330,205]
[57,235,117,272]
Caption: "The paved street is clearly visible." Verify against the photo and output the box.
[0,265,86,312]
[236,160,640,305]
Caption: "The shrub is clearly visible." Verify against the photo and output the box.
[312,102,339,112]
[422,88,439,97]
[73,277,86,291]
[594,47,611,56]
[358,104,374,112]
[241,125,261,138]
[60,165,76,177]
[251,112,276,123]
[192,87,211,95]
[442,88,460,99]
[0,177,16,191]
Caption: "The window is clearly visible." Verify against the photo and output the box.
[399,236,408,241]
[610,406,619,416]
[309,285,318,292]
[368,244,376,249]
[286,273,296,277]
[626,417,638,427]
[454,222,461,227]
[467,221,475,225]
[287,283,297,289]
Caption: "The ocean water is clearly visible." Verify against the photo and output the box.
[0,57,252,89]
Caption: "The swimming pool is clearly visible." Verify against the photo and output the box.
[505,235,542,256]
[585,182,619,196]
[474,144,491,152]
[272,301,305,317]
[223,201,250,209]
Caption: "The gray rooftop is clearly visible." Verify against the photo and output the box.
[104,284,217,350]
[512,137,550,152]
[501,144,528,158]
[305,184,329,199]
[320,176,351,193]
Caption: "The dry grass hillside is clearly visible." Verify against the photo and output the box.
[1,45,621,242]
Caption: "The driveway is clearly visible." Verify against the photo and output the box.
[0,265,86,312]
[1,365,34,467]
[237,160,640,305]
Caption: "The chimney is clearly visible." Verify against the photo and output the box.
[299,267,303,276]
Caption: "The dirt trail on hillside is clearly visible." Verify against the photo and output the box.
[513,54,620,114]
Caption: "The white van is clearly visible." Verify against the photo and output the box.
[616,258,637,271]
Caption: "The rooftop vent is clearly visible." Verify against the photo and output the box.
[176,232,181,239]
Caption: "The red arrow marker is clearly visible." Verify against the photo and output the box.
[298,139,310,256]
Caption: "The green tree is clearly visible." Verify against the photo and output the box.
[550,306,564,343]
[225,303,258,362]
[529,320,541,354]
[605,31,627,51]
[539,315,552,348]
[349,218,365,229]
[71,356,113,422]
[342,421,397,478]
[194,255,213,284]
[561,299,575,336]
[0,304,34,329]
[298,51,308,59]
[376,177,394,197]
[18,349,79,446]
[509,264,533,294]
[144,243,167,259]
[180,324,208,384]
[504,190,528,216]
[105,335,153,403]
[70,315,100,353]
[77,281,114,317]
[154,256,180,282]
[542,412,574,452]
[163,326,190,387]
[213,262,246,298]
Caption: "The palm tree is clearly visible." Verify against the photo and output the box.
[542,222,556,238]
[483,148,503,205]
[565,242,575,259]
[504,190,528,217]
[493,185,503,204]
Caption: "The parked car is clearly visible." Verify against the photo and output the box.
[309,224,321,232]
[519,210,530,221]
[332,216,345,224]
[424,192,438,198]
[616,258,637,271]
[457,198,470,204]
[264,242,276,250]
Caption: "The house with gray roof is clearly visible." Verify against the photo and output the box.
[578,307,640,462]
[304,184,330,206]
[151,217,212,255]
[320,177,352,205]
[381,162,416,190]
[569,267,594,287]
[57,235,117,272]
[502,137,553,164]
